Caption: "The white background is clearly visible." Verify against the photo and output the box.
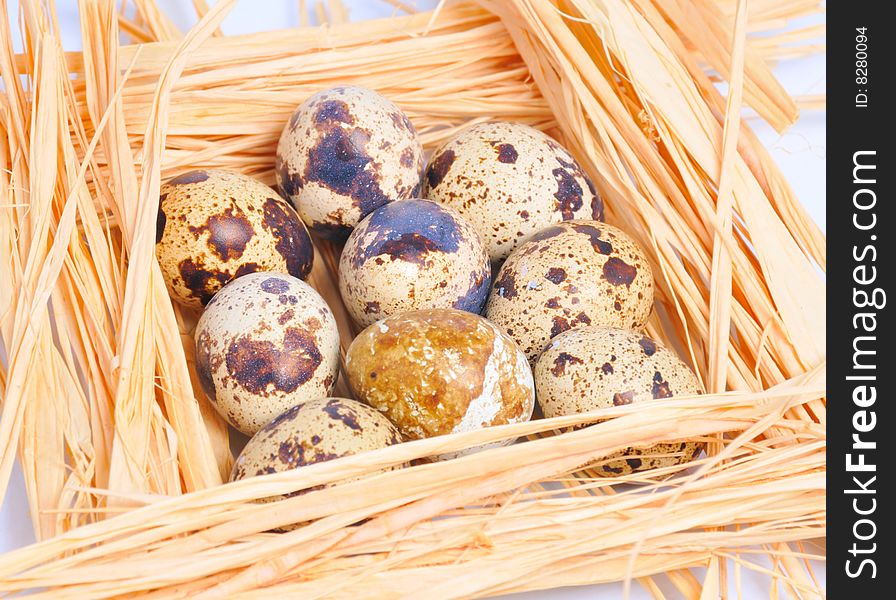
[1,1,825,597]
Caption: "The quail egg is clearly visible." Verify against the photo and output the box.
[276,86,425,239]
[485,220,654,361]
[230,397,404,529]
[423,121,603,262]
[345,309,535,458]
[195,272,340,435]
[535,326,704,476]
[156,169,314,309]
[339,199,491,328]
[230,397,404,483]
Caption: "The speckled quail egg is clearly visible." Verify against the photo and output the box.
[194,272,340,435]
[230,397,403,484]
[338,199,491,328]
[276,86,425,239]
[230,397,404,529]
[345,309,535,459]
[423,121,603,262]
[156,169,314,309]
[535,326,704,476]
[485,220,653,361]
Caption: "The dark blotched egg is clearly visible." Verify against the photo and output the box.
[194,272,340,435]
[423,121,603,262]
[535,326,704,476]
[486,221,653,361]
[156,169,313,309]
[338,199,491,328]
[276,86,424,239]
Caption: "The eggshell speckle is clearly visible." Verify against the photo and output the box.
[156,169,313,309]
[423,122,603,262]
[485,220,654,361]
[195,272,340,435]
[345,309,535,458]
[339,199,491,327]
[535,326,704,476]
[276,86,424,239]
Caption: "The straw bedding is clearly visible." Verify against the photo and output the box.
[0,0,825,597]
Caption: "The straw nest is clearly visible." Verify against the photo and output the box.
[0,0,825,597]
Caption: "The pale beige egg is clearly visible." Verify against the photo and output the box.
[485,221,654,362]
[423,121,603,262]
[194,272,340,435]
[156,169,313,310]
[338,199,491,328]
[230,397,405,530]
[230,397,404,483]
[535,326,704,476]
[276,86,424,239]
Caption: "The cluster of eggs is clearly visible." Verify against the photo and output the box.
[155,85,703,496]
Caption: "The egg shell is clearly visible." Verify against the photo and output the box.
[230,397,403,483]
[345,309,535,458]
[535,326,704,476]
[276,86,424,239]
[423,121,603,262]
[195,272,340,435]
[485,220,654,361]
[156,169,314,309]
[338,199,491,328]
[230,398,404,529]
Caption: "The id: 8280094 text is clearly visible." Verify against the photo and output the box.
[855,27,870,108]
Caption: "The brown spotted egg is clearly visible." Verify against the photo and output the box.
[230,398,404,529]
[345,309,534,459]
[156,169,314,309]
[230,397,403,487]
[276,86,424,239]
[534,326,704,476]
[423,121,603,262]
[485,220,654,362]
[195,272,340,435]
[338,199,491,328]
